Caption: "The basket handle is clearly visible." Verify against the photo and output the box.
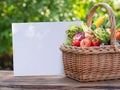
[86,3,116,45]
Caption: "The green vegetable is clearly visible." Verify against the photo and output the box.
[65,24,83,41]
[91,24,96,30]
[105,20,110,29]
[116,22,120,29]
[93,28,110,43]
[65,23,89,46]
[80,22,89,32]
[65,37,72,46]
[69,24,79,30]
[100,24,106,29]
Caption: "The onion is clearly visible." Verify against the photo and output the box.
[73,32,85,41]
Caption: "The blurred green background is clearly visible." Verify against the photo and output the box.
[0,0,120,70]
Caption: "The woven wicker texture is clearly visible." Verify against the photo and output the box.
[60,3,120,82]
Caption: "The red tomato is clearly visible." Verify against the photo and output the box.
[72,39,80,46]
[91,38,101,46]
[80,38,91,47]
[116,29,120,40]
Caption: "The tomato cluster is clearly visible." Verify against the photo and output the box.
[72,33,101,47]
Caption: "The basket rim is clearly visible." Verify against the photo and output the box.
[60,44,120,55]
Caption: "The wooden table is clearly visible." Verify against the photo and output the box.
[1,71,120,90]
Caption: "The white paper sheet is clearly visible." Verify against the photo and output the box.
[12,21,81,76]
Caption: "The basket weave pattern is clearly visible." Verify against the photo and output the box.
[60,3,120,82]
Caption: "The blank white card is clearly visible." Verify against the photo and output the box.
[12,21,81,76]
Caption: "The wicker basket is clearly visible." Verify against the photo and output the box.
[60,3,120,82]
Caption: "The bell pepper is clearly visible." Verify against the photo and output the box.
[92,38,101,46]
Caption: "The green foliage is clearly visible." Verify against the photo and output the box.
[0,0,76,57]
[0,0,120,57]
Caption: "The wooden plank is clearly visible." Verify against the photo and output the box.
[0,71,120,89]
[0,87,108,90]
[0,87,110,90]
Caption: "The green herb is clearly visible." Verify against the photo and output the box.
[65,24,83,40]
[91,24,96,30]
[64,37,72,46]
[93,28,110,43]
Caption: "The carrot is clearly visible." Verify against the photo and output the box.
[94,16,105,28]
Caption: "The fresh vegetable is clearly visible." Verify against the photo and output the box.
[72,32,85,46]
[100,24,106,29]
[116,29,120,40]
[80,22,89,32]
[92,38,101,46]
[106,28,111,34]
[66,24,83,40]
[72,39,80,46]
[94,16,105,28]
[104,19,110,29]
[65,37,72,46]
[93,28,110,43]
[65,20,112,47]
[65,24,83,45]
[85,30,95,40]
[73,32,85,41]
[116,23,120,29]
[91,24,96,30]
[80,38,92,47]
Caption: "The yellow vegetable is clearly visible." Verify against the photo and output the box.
[94,16,105,28]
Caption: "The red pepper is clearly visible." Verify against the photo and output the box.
[92,38,101,46]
